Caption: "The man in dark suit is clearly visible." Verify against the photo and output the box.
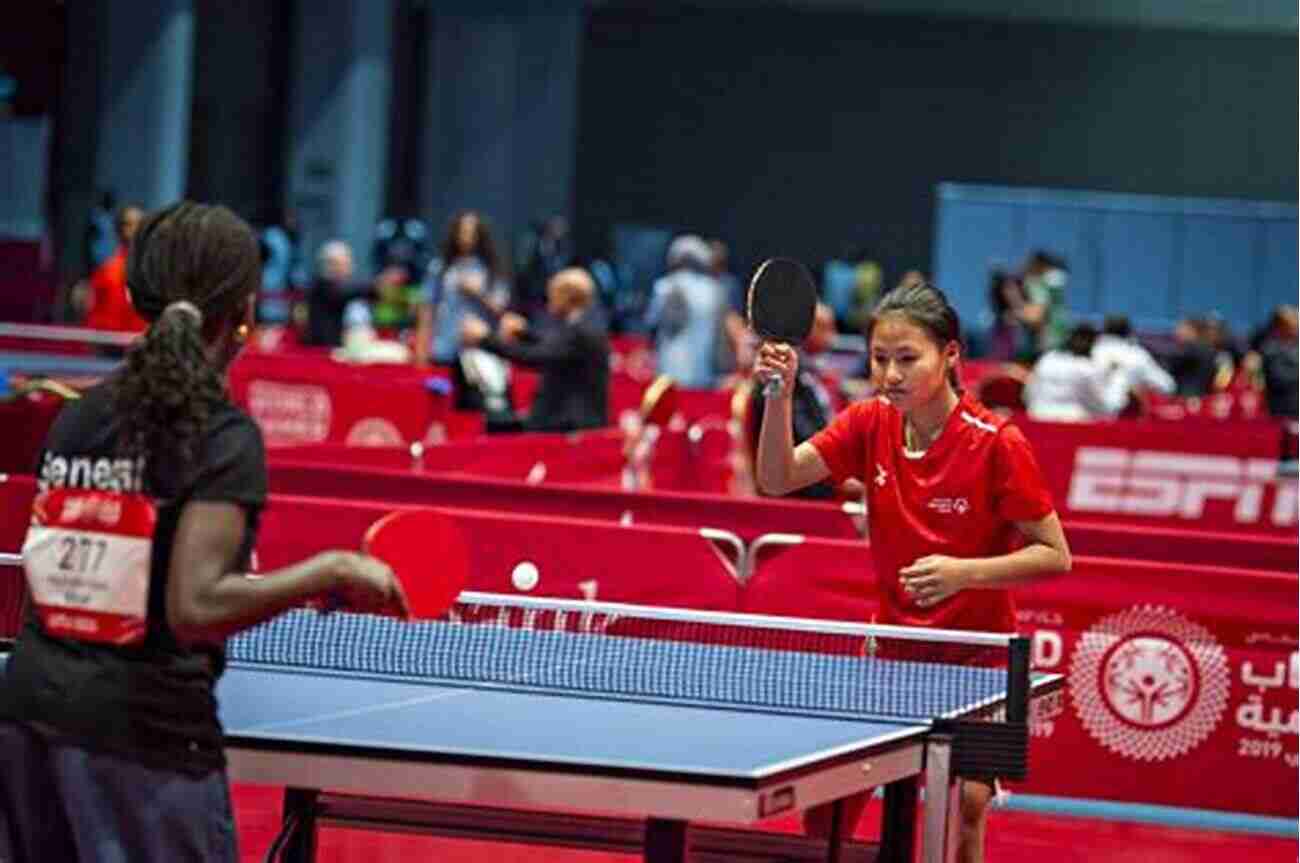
[461,268,609,432]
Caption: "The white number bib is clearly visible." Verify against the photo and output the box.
[22,488,156,645]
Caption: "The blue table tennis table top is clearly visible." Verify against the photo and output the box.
[218,662,927,781]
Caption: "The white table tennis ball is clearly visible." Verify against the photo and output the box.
[511,561,540,591]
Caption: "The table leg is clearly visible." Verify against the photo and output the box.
[921,735,960,863]
[281,787,320,863]
[878,780,918,863]
[824,798,844,863]
[644,817,687,863]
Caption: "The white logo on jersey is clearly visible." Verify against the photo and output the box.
[874,464,888,487]
[927,497,971,515]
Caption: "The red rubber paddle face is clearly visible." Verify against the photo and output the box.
[362,508,470,619]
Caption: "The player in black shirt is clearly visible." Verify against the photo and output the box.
[0,202,407,863]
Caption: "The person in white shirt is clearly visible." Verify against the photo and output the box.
[1025,323,1134,422]
[1091,315,1175,410]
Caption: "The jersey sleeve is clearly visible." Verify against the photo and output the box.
[992,423,1054,522]
[191,411,268,510]
[808,400,874,485]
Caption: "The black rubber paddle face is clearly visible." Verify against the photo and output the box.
[747,257,817,344]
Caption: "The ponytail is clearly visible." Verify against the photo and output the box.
[114,301,226,476]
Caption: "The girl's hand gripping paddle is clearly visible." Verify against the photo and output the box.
[746,257,818,399]
[362,508,470,619]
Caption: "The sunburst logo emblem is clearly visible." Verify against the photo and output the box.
[1069,605,1229,761]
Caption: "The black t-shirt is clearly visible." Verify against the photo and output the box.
[0,381,267,775]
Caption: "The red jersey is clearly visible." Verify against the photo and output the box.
[809,392,1053,633]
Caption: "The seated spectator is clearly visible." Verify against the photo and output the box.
[1091,315,1176,410]
[303,240,371,347]
[1024,323,1132,422]
[645,235,726,389]
[1168,316,1219,396]
[461,268,609,433]
[747,302,840,500]
[1255,305,1298,419]
[84,204,146,333]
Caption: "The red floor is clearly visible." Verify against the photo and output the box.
[233,784,1298,862]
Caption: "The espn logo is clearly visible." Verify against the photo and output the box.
[1067,447,1297,527]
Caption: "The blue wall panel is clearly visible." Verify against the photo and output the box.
[1180,216,1256,325]
[1023,207,1098,316]
[934,183,1298,339]
[933,201,1023,328]
[1098,211,1178,326]
[1260,220,1299,318]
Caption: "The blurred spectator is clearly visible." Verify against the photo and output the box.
[84,204,146,333]
[1168,316,1219,396]
[747,302,839,499]
[980,269,1036,362]
[462,268,609,432]
[372,217,432,285]
[1024,323,1132,422]
[1021,250,1070,353]
[646,235,727,389]
[370,264,421,331]
[1092,314,1175,410]
[710,240,743,313]
[1254,305,1298,419]
[822,246,865,326]
[304,240,370,347]
[844,259,884,334]
[710,239,747,376]
[516,215,573,318]
[257,208,306,325]
[84,190,117,273]
[414,210,512,367]
[1203,315,1242,391]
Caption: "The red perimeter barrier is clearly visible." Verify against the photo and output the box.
[265,459,1294,571]
[0,474,1294,818]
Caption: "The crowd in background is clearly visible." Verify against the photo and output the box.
[70,195,1299,439]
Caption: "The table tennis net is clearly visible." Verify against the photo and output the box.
[227,592,1026,722]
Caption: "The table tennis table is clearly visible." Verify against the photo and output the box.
[220,593,1061,863]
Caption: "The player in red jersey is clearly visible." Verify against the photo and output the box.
[754,279,1071,863]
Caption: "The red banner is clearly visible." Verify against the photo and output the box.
[1014,562,1297,817]
[227,349,465,447]
[1018,415,1297,536]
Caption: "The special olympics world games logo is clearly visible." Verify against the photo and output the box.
[1069,605,1230,762]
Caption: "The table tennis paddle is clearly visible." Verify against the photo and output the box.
[746,257,817,399]
[639,373,678,427]
[362,508,470,619]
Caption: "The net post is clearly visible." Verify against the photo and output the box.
[1006,636,1031,724]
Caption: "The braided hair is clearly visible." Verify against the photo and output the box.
[112,202,261,475]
